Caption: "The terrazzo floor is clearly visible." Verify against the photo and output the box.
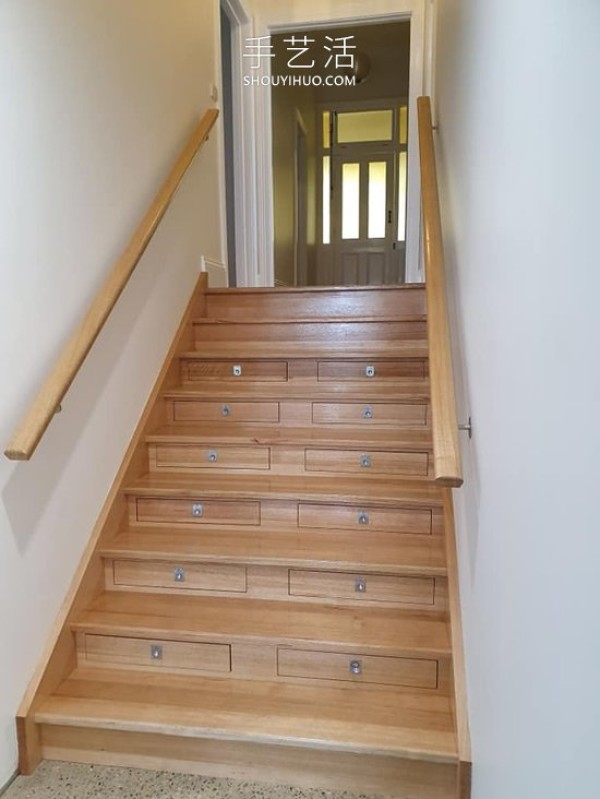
[4,762,389,799]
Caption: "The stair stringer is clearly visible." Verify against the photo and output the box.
[16,272,209,774]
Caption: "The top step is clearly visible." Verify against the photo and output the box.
[204,285,426,321]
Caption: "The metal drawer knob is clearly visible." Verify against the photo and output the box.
[362,405,374,420]
[358,511,369,525]
[360,454,372,468]
[222,405,232,417]
[349,659,362,675]
[355,577,367,593]
[174,567,185,583]
[207,449,218,463]
[365,365,376,378]
[233,365,242,377]
[150,644,163,660]
[192,503,204,518]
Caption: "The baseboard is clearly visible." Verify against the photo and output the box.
[0,771,18,796]
[201,256,228,288]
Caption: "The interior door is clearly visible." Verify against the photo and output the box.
[331,152,399,285]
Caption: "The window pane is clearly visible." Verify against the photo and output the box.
[399,105,408,145]
[322,155,331,244]
[323,111,330,149]
[342,162,360,240]
[397,152,408,241]
[368,161,387,239]
[337,110,393,144]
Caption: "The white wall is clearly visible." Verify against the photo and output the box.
[0,0,223,784]
[434,1,600,796]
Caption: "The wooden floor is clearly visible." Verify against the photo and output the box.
[20,284,465,799]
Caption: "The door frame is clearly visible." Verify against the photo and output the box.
[218,0,260,287]
[249,0,433,285]
[293,110,309,287]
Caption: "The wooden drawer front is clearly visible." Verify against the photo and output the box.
[173,401,280,424]
[288,570,435,605]
[278,648,438,689]
[298,503,432,535]
[312,402,427,426]
[318,359,426,381]
[135,498,260,526]
[113,560,248,593]
[154,444,271,471]
[84,635,231,673]
[304,448,429,477]
[185,360,288,382]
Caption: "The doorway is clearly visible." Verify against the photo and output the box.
[270,20,412,287]
[220,4,237,286]
[324,103,408,285]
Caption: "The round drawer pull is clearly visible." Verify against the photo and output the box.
[362,405,374,420]
[192,503,204,518]
[207,449,218,463]
[349,659,362,675]
[360,454,372,468]
[174,567,186,583]
[150,644,163,661]
[222,405,232,417]
[355,577,367,593]
[365,365,376,378]
[232,365,243,377]
[358,511,369,525]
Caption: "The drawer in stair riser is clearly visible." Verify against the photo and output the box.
[277,648,439,689]
[171,400,280,423]
[288,570,436,606]
[112,560,248,593]
[183,360,289,382]
[150,444,271,471]
[304,448,429,477]
[298,503,433,535]
[133,498,261,526]
[80,634,231,674]
[317,359,427,381]
[312,402,428,426]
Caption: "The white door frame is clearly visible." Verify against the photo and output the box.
[218,0,261,287]
[249,0,433,286]
[293,109,309,286]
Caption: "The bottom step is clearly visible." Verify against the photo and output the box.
[35,667,459,798]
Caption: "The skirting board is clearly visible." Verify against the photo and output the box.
[201,257,228,288]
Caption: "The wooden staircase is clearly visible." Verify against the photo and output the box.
[18,278,470,798]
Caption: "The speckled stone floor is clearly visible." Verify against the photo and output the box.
[4,762,389,799]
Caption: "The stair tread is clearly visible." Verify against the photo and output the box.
[101,528,447,576]
[72,593,450,656]
[205,285,425,295]
[193,315,426,325]
[164,382,430,401]
[124,473,443,506]
[146,424,433,450]
[36,666,457,760]
[183,342,429,359]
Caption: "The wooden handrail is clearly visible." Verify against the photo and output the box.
[417,96,463,487]
[5,108,219,461]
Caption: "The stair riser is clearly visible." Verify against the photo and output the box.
[74,633,452,693]
[103,559,449,611]
[148,442,432,478]
[180,356,429,382]
[193,320,427,344]
[205,287,427,321]
[38,726,457,798]
[126,498,445,535]
[164,398,430,427]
